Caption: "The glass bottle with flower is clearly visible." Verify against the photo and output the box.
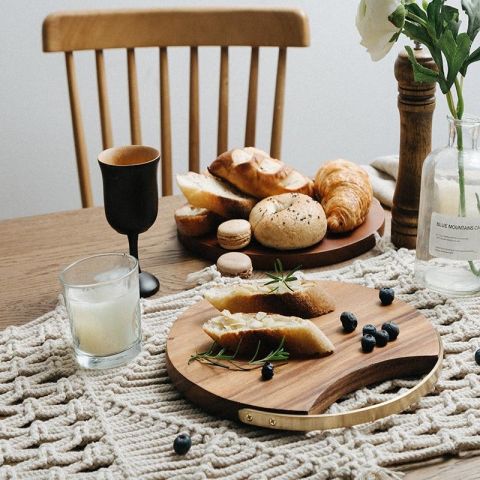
[357,0,480,296]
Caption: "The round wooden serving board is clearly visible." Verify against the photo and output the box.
[166,281,442,431]
[178,198,385,270]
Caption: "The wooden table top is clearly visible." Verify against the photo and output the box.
[0,196,476,479]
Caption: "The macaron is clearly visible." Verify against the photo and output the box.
[216,252,253,278]
[217,219,251,250]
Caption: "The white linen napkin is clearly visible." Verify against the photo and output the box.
[361,155,399,208]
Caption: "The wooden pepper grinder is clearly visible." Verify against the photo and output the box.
[392,44,436,249]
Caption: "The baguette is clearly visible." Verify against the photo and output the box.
[209,147,313,198]
[174,204,222,237]
[203,310,334,357]
[176,172,257,219]
[204,280,335,319]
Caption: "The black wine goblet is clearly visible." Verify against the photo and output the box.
[98,145,160,298]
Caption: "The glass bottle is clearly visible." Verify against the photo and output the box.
[415,115,480,296]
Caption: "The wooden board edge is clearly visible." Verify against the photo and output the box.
[238,333,443,431]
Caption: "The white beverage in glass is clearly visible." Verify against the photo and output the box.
[60,253,141,369]
[68,285,140,357]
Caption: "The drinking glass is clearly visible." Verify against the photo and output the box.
[98,145,160,298]
[60,253,141,369]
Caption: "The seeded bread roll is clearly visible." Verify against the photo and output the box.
[204,280,335,318]
[176,172,257,219]
[203,310,335,357]
[208,147,313,198]
[175,204,222,237]
[249,193,327,250]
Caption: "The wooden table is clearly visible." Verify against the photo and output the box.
[0,196,476,479]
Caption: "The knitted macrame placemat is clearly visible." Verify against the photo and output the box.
[2,244,480,480]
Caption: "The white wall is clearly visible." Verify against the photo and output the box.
[1,1,479,220]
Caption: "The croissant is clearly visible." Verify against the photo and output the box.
[314,159,373,233]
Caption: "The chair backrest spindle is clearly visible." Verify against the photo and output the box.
[95,49,113,149]
[189,46,200,173]
[270,47,287,160]
[65,51,93,207]
[217,46,229,155]
[245,46,259,147]
[159,47,173,196]
[127,48,142,145]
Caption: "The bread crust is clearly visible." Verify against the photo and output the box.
[204,281,335,319]
[249,193,327,250]
[177,172,257,219]
[314,159,373,233]
[203,312,334,357]
[209,147,313,198]
[174,204,221,237]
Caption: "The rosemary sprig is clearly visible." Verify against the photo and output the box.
[264,258,302,293]
[189,337,289,371]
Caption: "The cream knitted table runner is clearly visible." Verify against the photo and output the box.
[2,244,480,480]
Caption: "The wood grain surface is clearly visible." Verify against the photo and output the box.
[166,281,439,419]
[178,198,385,269]
[0,199,477,478]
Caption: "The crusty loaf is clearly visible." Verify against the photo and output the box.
[176,172,257,219]
[208,147,313,198]
[204,280,335,318]
[249,193,327,250]
[203,310,334,357]
[174,204,222,237]
[314,159,373,233]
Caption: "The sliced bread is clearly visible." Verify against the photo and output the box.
[174,204,222,237]
[204,280,335,319]
[203,310,334,357]
[176,172,257,219]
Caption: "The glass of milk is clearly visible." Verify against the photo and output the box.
[60,253,141,369]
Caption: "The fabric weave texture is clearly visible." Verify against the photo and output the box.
[1,244,480,479]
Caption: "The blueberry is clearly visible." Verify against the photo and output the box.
[340,311,358,333]
[361,334,376,353]
[362,324,377,336]
[374,329,389,347]
[173,433,192,455]
[382,322,400,341]
[475,349,480,366]
[261,362,274,380]
[379,287,395,305]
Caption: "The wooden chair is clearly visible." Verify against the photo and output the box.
[42,8,310,207]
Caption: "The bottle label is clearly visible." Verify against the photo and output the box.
[429,212,480,260]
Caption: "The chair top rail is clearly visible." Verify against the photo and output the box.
[43,8,310,52]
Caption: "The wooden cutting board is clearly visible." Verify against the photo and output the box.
[166,281,442,430]
[177,198,385,269]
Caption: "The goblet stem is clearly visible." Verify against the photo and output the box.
[127,233,160,298]
[128,233,142,272]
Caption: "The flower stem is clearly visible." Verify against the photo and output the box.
[449,79,480,276]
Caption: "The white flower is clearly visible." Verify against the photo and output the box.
[356,0,405,61]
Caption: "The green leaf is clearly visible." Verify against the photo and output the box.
[461,44,480,75]
[403,20,435,51]
[405,45,441,88]
[388,4,406,29]
[439,31,472,88]
[427,0,445,38]
[406,2,428,22]
[462,0,480,41]
[442,5,461,38]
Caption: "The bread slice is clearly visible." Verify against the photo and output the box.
[174,204,222,237]
[204,280,335,319]
[203,310,334,357]
[176,172,257,219]
[208,147,313,198]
